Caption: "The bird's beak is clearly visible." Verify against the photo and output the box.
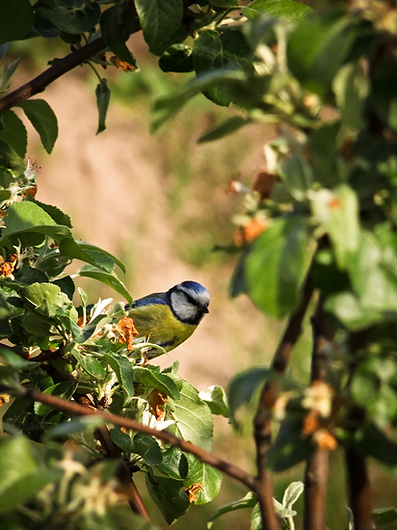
[202,305,209,313]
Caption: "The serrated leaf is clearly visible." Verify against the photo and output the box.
[373,507,397,526]
[46,415,105,439]
[333,62,369,130]
[59,238,125,273]
[20,282,77,319]
[17,99,58,154]
[71,349,107,380]
[78,265,132,305]
[0,110,27,158]
[0,0,33,44]
[95,78,111,135]
[245,216,312,318]
[104,353,135,405]
[155,446,188,480]
[100,2,138,67]
[184,454,222,505]
[159,44,193,73]
[132,366,180,399]
[167,380,213,451]
[26,197,72,228]
[135,0,183,56]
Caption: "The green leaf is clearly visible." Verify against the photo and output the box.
[0,437,61,514]
[184,454,222,505]
[371,54,397,131]
[71,349,107,380]
[0,110,27,158]
[311,185,360,269]
[78,265,133,305]
[152,68,244,131]
[268,418,312,472]
[132,366,180,400]
[20,282,77,320]
[100,1,138,67]
[95,78,111,135]
[159,44,194,73]
[333,62,370,130]
[35,0,101,34]
[193,29,250,107]
[242,0,312,21]
[25,197,72,228]
[47,415,106,438]
[228,367,271,422]
[287,15,357,95]
[59,238,125,273]
[167,379,213,451]
[33,381,77,416]
[198,115,250,143]
[135,0,183,56]
[110,427,133,452]
[145,472,189,525]
[17,99,58,154]
[207,492,257,529]
[282,481,304,509]
[373,507,397,526]
[104,353,135,405]
[132,433,163,465]
[198,385,229,417]
[155,446,188,480]
[0,0,34,44]
[244,216,312,318]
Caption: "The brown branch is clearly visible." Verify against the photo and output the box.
[345,447,374,530]
[95,425,152,522]
[304,297,335,530]
[0,37,111,115]
[253,272,315,530]
[10,385,257,492]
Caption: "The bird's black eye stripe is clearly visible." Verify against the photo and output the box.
[185,293,197,306]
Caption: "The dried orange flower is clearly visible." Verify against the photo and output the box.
[110,56,136,72]
[302,410,321,436]
[233,216,267,247]
[0,254,18,278]
[149,389,167,421]
[116,317,139,352]
[22,183,38,198]
[313,429,338,451]
[185,483,202,503]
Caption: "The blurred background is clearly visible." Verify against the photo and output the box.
[8,32,394,530]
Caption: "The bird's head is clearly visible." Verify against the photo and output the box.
[167,281,210,325]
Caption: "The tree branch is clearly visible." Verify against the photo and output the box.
[253,272,315,530]
[0,38,112,115]
[345,447,375,530]
[9,384,257,492]
[304,296,334,530]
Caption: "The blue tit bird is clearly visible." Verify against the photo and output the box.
[128,280,210,359]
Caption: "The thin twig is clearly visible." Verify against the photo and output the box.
[95,425,152,522]
[8,385,257,491]
[253,272,315,530]
[304,296,334,530]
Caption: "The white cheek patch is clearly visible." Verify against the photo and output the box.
[170,291,198,320]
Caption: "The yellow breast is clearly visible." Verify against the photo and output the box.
[129,303,197,352]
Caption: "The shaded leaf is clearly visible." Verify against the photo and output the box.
[17,99,58,154]
[95,78,111,135]
[0,0,33,44]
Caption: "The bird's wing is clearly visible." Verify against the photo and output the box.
[131,292,167,308]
